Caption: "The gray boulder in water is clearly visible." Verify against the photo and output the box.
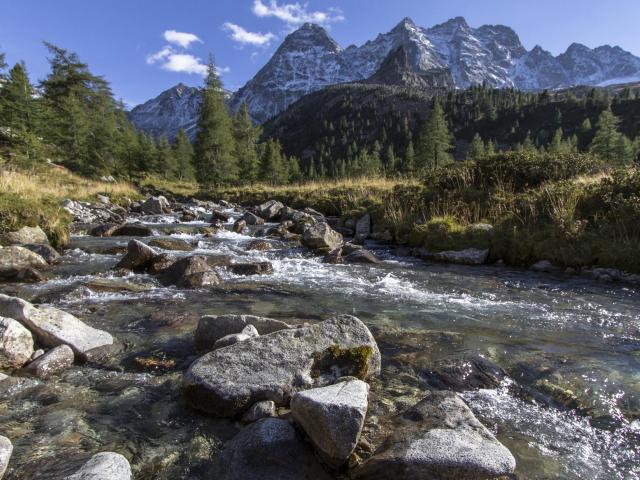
[183,315,380,417]
[23,344,74,379]
[115,239,158,271]
[194,314,292,352]
[140,195,170,215]
[352,391,516,480]
[291,379,369,468]
[0,436,12,480]
[209,418,332,480]
[0,226,49,246]
[0,317,34,369]
[0,294,114,357]
[0,246,48,278]
[432,248,490,266]
[256,200,285,221]
[159,255,221,288]
[302,222,343,252]
[65,452,132,480]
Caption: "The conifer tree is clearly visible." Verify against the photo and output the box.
[416,101,454,171]
[174,129,195,180]
[156,135,177,178]
[466,133,485,161]
[232,103,260,184]
[193,57,237,187]
[286,156,302,183]
[589,108,633,164]
[404,140,415,174]
[259,138,287,184]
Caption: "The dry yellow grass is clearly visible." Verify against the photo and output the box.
[0,166,140,203]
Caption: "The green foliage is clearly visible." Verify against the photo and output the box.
[174,129,195,180]
[415,101,454,171]
[589,108,634,165]
[233,103,260,183]
[193,57,238,187]
[466,133,485,161]
[258,138,289,184]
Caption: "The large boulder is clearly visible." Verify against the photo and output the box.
[0,226,49,246]
[302,222,343,252]
[227,261,274,276]
[0,436,11,480]
[0,317,34,369]
[183,315,381,417]
[115,240,158,271]
[159,256,221,288]
[194,314,292,352]
[0,294,114,357]
[65,452,132,480]
[352,391,516,480]
[148,238,194,251]
[214,325,260,350]
[209,418,332,480]
[291,379,369,468]
[22,244,60,264]
[23,344,74,379]
[256,200,285,221]
[88,223,122,238]
[141,196,170,215]
[146,253,178,274]
[432,248,490,266]
[0,246,48,278]
[344,250,382,265]
[242,212,265,226]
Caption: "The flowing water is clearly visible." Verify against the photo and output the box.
[0,209,639,479]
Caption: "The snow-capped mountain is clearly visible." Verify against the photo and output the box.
[128,83,202,140]
[130,16,640,133]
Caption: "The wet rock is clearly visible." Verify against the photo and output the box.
[246,240,273,251]
[89,223,122,237]
[211,209,231,222]
[159,256,221,288]
[353,391,516,480]
[0,436,11,480]
[22,244,60,264]
[184,315,381,417]
[433,248,490,266]
[148,238,194,251]
[14,267,45,283]
[291,379,369,468]
[210,418,332,480]
[214,325,259,350]
[84,278,153,294]
[23,344,74,379]
[0,294,114,357]
[141,196,170,215]
[531,260,560,273]
[281,206,315,224]
[194,314,293,352]
[241,400,276,423]
[302,208,326,222]
[0,226,49,246]
[302,222,343,252]
[342,243,363,255]
[227,261,274,276]
[111,224,155,237]
[256,200,285,221]
[344,250,382,265]
[242,212,265,226]
[65,452,132,480]
[232,219,247,234]
[323,248,344,264]
[146,253,178,275]
[0,246,48,278]
[115,239,158,271]
[0,317,34,369]
[354,214,371,244]
[30,349,44,361]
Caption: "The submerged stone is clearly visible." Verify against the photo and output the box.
[23,344,74,379]
[65,452,132,480]
[0,436,11,480]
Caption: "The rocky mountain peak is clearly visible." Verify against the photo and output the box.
[278,22,341,53]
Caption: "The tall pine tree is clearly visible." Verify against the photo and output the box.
[416,101,454,171]
[232,103,260,184]
[174,129,195,180]
[193,57,237,187]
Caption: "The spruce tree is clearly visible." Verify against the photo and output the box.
[193,57,237,187]
[589,108,632,164]
[466,133,485,161]
[174,129,195,180]
[259,138,287,184]
[156,136,177,178]
[233,103,260,184]
[416,101,454,171]
[404,140,416,175]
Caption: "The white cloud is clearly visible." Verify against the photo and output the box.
[252,0,344,25]
[223,22,276,46]
[160,53,208,75]
[163,30,202,48]
[146,46,173,65]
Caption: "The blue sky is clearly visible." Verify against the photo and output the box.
[2,0,639,107]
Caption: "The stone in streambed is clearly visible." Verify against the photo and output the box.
[89,223,122,237]
[183,315,380,417]
[0,317,34,369]
[64,452,132,480]
[256,200,285,221]
[141,195,170,215]
[291,379,369,468]
[227,261,273,276]
[0,246,48,278]
[344,249,382,264]
[214,325,259,350]
[241,400,276,423]
[209,418,332,480]
[352,391,516,480]
[432,248,489,266]
[159,256,221,288]
[146,253,177,274]
[148,238,194,251]
[232,219,247,234]
[246,240,273,251]
[22,344,74,379]
[111,224,155,237]
[115,239,158,271]
[0,294,114,357]
[0,226,49,246]
[0,436,12,480]
[194,314,293,352]
[242,212,265,226]
[22,244,60,264]
[302,222,343,252]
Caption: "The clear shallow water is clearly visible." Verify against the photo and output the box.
[1,214,639,479]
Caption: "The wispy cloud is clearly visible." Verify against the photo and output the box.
[147,30,228,76]
[163,30,202,48]
[223,22,276,46]
[252,0,344,26]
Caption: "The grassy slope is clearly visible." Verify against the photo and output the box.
[0,166,140,246]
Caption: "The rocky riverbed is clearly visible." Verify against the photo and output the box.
[0,195,638,479]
